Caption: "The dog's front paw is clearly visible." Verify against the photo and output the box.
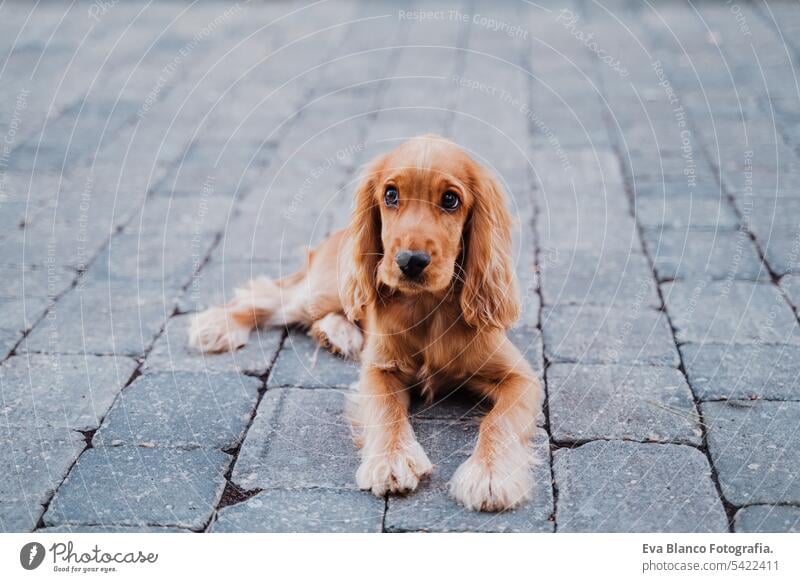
[188,308,251,353]
[356,441,433,496]
[448,454,533,512]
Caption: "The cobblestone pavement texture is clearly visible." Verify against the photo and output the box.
[1,0,799,532]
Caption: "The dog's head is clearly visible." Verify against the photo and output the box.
[344,134,519,329]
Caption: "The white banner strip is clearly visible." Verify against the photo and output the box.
[1,533,798,581]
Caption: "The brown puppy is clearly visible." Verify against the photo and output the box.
[189,134,543,511]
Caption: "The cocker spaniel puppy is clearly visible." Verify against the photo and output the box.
[189,134,543,511]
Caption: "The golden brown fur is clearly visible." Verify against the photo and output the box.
[189,134,543,511]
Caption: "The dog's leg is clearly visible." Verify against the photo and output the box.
[310,313,363,359]
[189,276,309,353]
[448,365,543,512]
[348,366,432,496]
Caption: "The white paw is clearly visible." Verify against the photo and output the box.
[356,440,433,496]
[314,313,363,359]
[448,453,534,512]
[188,308,251,353]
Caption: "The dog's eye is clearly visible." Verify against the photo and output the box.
[441,190,460,211]
[384,187,399,208]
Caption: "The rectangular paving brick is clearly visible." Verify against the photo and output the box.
[780,274,800,315]
[734,506,800,533]
[177,259,295,313]
[553,440,728,532]
[409,389,489,422]
[663,281,800,345]
[0,296,50,337]
[0,427,85,532]
[39,524,189,533]
[0,353,138,430]
[44,447,230,529]
[635,195,739,229]
[385,422,553,532]
[542,305,680,366]
[540,250,660,308]
[145,313,283,376]
[0,329,20,360]
[94,372,260,450]
[680,343,800,400]
[632,181,724,199]
[508,325,544,373]
[747,196,800,235]
[761,229,800,276]
[548,364,702,445]
[267,330,360,389]
[702,400,800,505]
[537,207,640,252]
[0,263,74,299]
[642,228,767,281]
[516,267,540,329]
[0,500,44,533]
[22,280,175,356]
[212,489,383,532]
[89,232,204,293]
[232,388,357,490]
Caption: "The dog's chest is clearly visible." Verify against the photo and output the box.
[385,301,472,378]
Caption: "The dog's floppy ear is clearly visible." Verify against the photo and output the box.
[342,155,386,321]
[460,162,520,329]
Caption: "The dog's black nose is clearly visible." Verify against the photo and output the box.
[395,250,431,278]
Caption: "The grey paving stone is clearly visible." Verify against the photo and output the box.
[158,141,266,198]
[0,353,138,430]
[0,328,20,359]
[0,427,85,532]
[385,422,553,532]
[0,297,50,336]
[409,389,489,422]
[94,372,260,450]
[39,524,189,533]
[3,217,113,270]
[635,195,739,229]
[22,280,175,356]
[553,441,728,532]
[0,499,44,533]
[542,305,680,366]
[268,330,360,389]
[537,207,640,252]
[761,228,800,276]
[177,259,295,313]
[642,228,768,281]
[217,203,330,264]
[540,250,660,308]
[508,325,544,372]
[680,343,800,400]
[734,506,800,533]
[632,181,724,199]
[702,401,800,506]
[145,314,283,376]
[747,196,800,235]
[88,232,203,292]
[548,364,702,445]
[780,274,800,315]
[0,263,74,299]
[232,388,357,490]
[44,447,230,529]
[662,281,800,345]
[517,266,540,329]
[212,489,383,533]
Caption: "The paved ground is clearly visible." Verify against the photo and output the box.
[1,0,800,533]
